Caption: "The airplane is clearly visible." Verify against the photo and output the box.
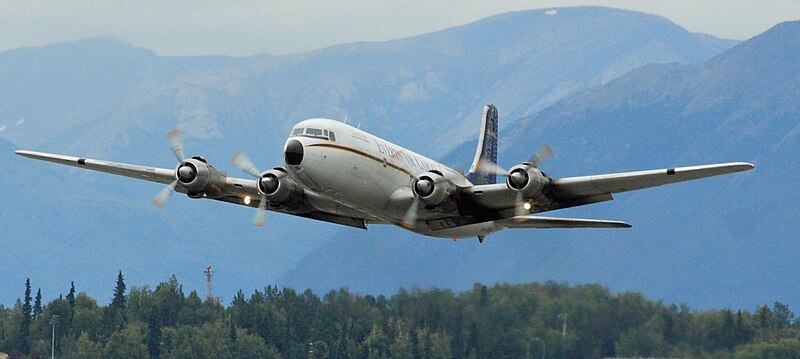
[15,105,754,243]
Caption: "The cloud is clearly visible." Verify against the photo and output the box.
[1,0,798,56]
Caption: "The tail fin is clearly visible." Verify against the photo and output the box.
[466,104,499,185]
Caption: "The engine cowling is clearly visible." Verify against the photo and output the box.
[506,164,549,197]
[413,171,456,206]
[175,158,226,198]
[257,168,302,204]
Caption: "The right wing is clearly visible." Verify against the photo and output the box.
[552,162,754,199]
[462,162,754,213]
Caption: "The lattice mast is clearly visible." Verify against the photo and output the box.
[204,266,222,304]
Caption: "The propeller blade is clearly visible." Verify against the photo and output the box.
[253,194,268,227]
[527,144,554,168]
[166,130,185,162]
[477,159,509,176]
[152,180,178,208]
[401,196,420,230]
[232,152,262,178]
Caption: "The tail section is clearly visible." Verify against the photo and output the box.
[466,104,499,185]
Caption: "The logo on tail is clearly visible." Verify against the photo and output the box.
[466,104,499,185]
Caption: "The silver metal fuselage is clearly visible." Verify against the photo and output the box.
[284,118,498,238]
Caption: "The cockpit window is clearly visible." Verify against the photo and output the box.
[290,127,335,141]
[306,128,324,136]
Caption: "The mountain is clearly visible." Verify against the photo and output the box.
[0,7,733,163]
[279,21,800,310]
[0,7,740,306]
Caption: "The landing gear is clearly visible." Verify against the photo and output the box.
[478,235,485,244]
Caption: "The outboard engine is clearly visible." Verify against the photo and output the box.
[175,157,227,198]
[506,164,549,197]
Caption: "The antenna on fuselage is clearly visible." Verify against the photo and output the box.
[343,115,349,124]
[357,121,362,129]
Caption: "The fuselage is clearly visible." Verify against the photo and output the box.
[282,118,484,236]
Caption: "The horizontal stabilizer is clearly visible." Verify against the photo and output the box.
[496,215,631,229]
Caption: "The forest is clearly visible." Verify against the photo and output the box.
[1,274,799,358]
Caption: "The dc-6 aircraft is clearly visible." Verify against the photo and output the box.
[16,105,754,242]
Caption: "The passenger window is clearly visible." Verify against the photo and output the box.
[306,128,323,136]
[292,128,304,136]
[328,131,336,142]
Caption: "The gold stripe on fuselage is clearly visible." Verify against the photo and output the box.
[307,143,412,177]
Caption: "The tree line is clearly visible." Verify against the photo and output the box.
[1,273,799,358]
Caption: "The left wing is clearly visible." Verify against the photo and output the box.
[16,150,178,185]
[14,150,374,229]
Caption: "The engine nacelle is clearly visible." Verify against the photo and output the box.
[257,168,302,204]
[175,157,227,198]
[413,171,456,206]
[506,164,549,197]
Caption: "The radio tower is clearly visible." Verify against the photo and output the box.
[204,266,222,304]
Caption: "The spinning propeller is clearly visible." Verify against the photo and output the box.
[152,130,197,208]
[401,177,434,229]
[232,152,273,227]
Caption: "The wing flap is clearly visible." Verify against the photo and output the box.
[496,215,631,229]
[15,150,176,185]
[553,162,754,199]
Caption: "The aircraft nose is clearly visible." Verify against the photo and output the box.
[285,139,304,165]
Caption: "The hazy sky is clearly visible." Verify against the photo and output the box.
[2,0,799,56]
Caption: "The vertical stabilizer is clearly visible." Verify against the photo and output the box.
[466,105,499,185]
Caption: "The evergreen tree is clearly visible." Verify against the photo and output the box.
[722,309,736,350]
[734,310,755,346]
[66,282,76,312]
[20,277,32,353]
[107,271,127,332]
[33,289,42,319]
[112,271,127,312]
